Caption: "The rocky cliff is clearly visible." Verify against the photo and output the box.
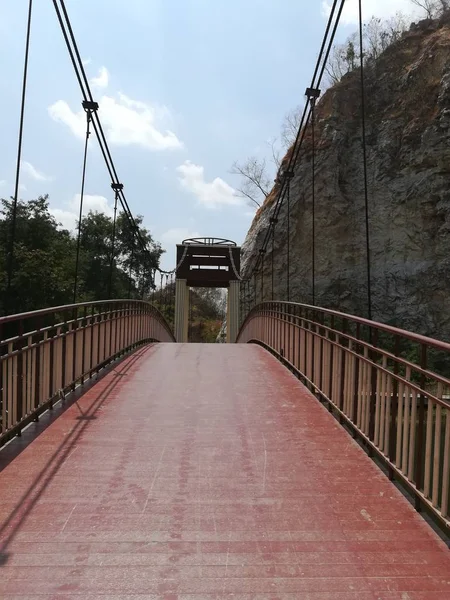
[241,15,450,341]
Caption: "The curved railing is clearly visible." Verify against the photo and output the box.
[0,300,174,447]
[238,301,450,529]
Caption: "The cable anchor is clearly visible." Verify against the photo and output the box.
[305,87,321,102]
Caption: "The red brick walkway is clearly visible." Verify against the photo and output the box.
[0,343,449,599]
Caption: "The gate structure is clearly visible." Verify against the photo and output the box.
[174,238,241,343]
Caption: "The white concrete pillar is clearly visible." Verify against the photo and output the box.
[174,279,189,342]
[227,281,240,343]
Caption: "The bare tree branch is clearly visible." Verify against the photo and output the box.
[230,157,271,208]
[281,104,304,148]
[410,0,436,17]
[235,188,262,209]
[267,138,281,169]
[325,14,408,86]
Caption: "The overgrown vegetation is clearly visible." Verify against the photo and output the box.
[326,14,408,84]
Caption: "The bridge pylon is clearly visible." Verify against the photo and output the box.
[174,237,241,343]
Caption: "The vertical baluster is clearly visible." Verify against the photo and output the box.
[414,344,427,507]
[402,366,411,475]
[432,385,443,509]
[441,407,450,518]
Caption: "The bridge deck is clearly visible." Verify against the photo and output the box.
[0,343,449,599]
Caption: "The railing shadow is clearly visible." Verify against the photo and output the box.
[0,345,150,566]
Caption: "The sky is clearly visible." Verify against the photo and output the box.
[0,0,422,271]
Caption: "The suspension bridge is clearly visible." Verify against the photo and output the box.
[1,0,449,597]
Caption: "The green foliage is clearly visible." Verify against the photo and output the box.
[0,195,163,314]
[152,284,225,343]
[189,287,225,343]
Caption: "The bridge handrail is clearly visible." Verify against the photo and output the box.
[0,300,175,448]
[238,301,450,530]
[240,301,450,354]
[0,299,170,333]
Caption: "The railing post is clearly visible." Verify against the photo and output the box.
[96,303,102,373]
[311,308,316,393]
[339,318,347,414]
[16,319,24,433]
[328,314,335,407]
[71,306,78,391]
[89,305,94,377]
[414,343,427,511]
[352,322,361,431]
[34,317,42,411]
[61,312,68,392]
[388,335,400,478]
[368,327,378,445]
[319,311,325,392]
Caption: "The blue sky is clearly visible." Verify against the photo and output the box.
[0,0,419,271]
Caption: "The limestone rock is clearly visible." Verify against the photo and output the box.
[241,16,450,341]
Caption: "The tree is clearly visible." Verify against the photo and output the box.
[364,15,408,63]
[230,157,272,209]
[410,0,450,17]
[325,39,357,85]
[281,104,304,148]
[346,41,357,71]
[78,210,162,301]
[0,195,163,314]
[0,196,76,313]
[152,284,225,342]
[115,213,163,299]
[325,14,408,85]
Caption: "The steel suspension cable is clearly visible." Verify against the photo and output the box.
[311,96,317,306]
[271,218,276,301]
[52,0,154,262]
[5,0,33,314]
[108,185,120,299]
[52,0,119,215]
[165,274,169,309]
[287,181,291,301]
[128,237,134,299]
[260,251,265,303]
[251,0,346,279]
[359,0,372,320]
[73,105,95,303]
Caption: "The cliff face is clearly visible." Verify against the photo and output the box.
[241,16,450,340]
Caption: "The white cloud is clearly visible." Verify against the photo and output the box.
[90,66,109,89]
[176,161,239,209]
[48,100,86,138]
[50,194,113,231]
[49,208,79,231]
[322,0,420,24]
[161,227,200,245]
[0,180,6,187]
[22,161,53,182]
[72,193,113,217]
[48,92,183,151]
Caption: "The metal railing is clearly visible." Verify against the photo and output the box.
[0,300,175,447]
[238,301,450,529]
